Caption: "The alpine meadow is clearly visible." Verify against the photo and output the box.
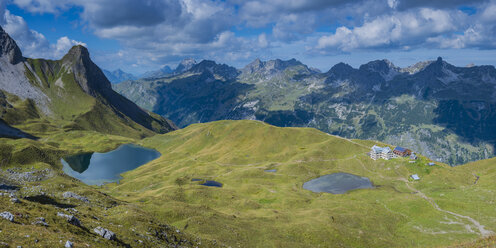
[1,1,496,248]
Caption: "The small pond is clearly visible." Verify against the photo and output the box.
[264,169,277,173]
[61,144,161,185]
[191,179,223,187]
[303,172,373,194]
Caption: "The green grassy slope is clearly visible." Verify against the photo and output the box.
[102,120,496,247]
[0,131,217,247]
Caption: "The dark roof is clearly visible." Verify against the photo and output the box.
[394,147,407,152]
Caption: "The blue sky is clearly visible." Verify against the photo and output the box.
[1,0,495,74]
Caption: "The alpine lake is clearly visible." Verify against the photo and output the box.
[61,144,161,185]
[303,172,374,194]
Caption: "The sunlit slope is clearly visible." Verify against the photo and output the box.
[104,120,495,247]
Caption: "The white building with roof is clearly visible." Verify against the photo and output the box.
[370,145,395,160]
[411,174,420,180]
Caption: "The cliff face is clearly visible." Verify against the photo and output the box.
[0,26,23,64]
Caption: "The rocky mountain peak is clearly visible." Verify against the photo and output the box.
[159,65,173,73]
[190,60,239,80]
[62,45,112,95]
[359,59,400,81]
[265,58,303,71]
[62,45,91,63]
[0,25,24,64]
[400,60,434,74]
[420,57,450,74]
[175,58,197,73]
[242,58,306,76]
[327,62,355,77]
[242,58,264,74]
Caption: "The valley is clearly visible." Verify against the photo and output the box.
[115,57,496,165]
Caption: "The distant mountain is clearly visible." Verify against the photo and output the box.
[0,26,176,139]
[174,58,197,74]
[140,58,197,79]
[103,69,137,84]
[115,56,496,165]
[140,65,173,79]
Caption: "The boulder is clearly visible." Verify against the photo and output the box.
[57,212,81,226]
[32,217,48,226]
[0,212,14,222]
[64,240,73,248]
[62,192,89,203]
[94,226,116,240]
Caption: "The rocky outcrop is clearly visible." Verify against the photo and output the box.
[32,217,49,226]
[0,211,14,222]
[57,212,81,226]
[94,226,116,240]
[62,191,89,203]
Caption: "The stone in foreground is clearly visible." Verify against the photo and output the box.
[94,226,116,240]
[0,211,14,222]
[57,212,81,226]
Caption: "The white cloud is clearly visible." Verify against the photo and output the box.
[258,33,268,48]
[54,36,87,57]
[317,8,462,51]
[7,0,496,72]
[10,0,70,13]
[0,5,85,59]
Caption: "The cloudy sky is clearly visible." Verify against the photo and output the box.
[1,0,495,74]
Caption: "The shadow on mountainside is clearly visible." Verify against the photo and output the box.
[152,72,255,128]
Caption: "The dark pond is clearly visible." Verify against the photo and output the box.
[61,144,161,185]
[191,179,223,187]
[202,180,223,187]
[303,172,373,194]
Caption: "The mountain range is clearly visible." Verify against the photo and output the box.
[114,57,496,165]
[139,58,197,80]
[102,69,137,84]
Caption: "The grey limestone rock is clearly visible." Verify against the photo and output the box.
[62,191,89,203]
[0,212,14,222]
[94,226,116,240]
[57,212,81,226]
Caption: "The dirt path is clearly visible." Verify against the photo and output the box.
[326,133,370,149]
[403,180,493,237]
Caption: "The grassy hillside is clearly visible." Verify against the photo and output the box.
[103,120,496,247]
[0,131,217,247]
